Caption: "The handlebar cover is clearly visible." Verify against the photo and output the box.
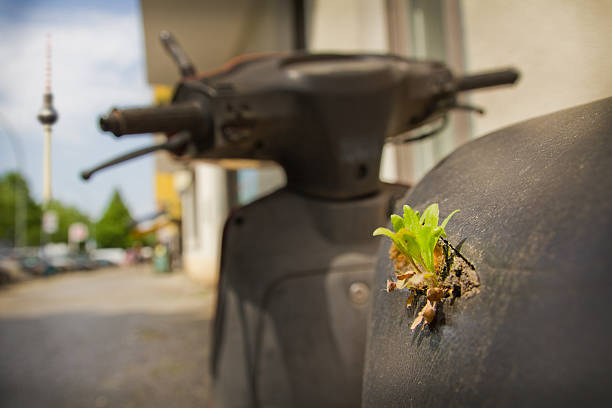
[455,68,520,92]
[93,53,519,199]
[99,102,207,137]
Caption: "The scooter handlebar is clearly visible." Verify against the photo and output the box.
[454,68,520,92]
[99,102,207,137]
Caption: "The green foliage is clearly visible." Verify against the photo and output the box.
[139,232,158,248]
[46,200,92,243]
[0,172,98,246]
[373,203,459,273]
[0,172,42,246]
[95,189,133,248]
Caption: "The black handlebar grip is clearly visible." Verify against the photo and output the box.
[455,68,520,92]
[99,102,206,137]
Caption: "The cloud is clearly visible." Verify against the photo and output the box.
[0,2,156,219]
[0,6,152,144]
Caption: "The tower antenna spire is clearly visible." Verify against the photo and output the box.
[37,33,58,206]
[45,33,52,93]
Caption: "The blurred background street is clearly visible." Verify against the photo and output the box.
[0,265,215,408]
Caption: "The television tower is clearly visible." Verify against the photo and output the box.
[37,34,58,205]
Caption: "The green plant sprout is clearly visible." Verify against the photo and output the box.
[373,203,462,330]
[373,203,459,275]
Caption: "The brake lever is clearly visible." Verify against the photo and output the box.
[80,132,190,181]
[159,30,196,78]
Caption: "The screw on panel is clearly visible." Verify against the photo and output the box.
[349,282,370,306]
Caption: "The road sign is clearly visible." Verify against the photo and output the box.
[42,210,58,234]
[69,223,89,243]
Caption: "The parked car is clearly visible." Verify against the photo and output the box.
[18,256,56,276]
[94,259,117,268]
[69,254,97,271]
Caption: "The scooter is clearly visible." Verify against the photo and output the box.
[82,32,520,407]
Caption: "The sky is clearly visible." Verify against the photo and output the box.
[0,0,155,219]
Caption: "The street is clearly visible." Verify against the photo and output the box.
[0,265,215,408]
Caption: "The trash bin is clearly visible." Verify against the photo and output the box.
[153,244,170,273]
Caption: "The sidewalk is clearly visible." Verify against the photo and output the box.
[0,264,215,408]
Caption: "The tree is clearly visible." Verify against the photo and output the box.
[96,189,133,248]
[46,200,92,243]
[0,172,42,247]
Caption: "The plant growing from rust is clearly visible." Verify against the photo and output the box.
[373,203,462,330]
[373,203,458,275]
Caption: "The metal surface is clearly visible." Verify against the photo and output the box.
[362,97,612,407]
[37,93,58,125]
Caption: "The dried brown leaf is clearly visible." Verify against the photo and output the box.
[426,287,445,302]
[411,301,437,331]
[422,301,436,324]
[410,315,423,330]
[405,292,415,308]
[396,271,415,280]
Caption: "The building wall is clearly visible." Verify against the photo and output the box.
[307,0,388,52]
[141,0,293,85]
[461,0,612,137]
[153,84,184,221]
[180,163,232,286]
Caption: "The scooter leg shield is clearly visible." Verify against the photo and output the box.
[211,187,404,408]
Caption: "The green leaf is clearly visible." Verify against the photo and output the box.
[373,227,394,238]
[420,203,439,227]
[374,227,406,252]
[374,203,460,279]
[403,205,420,231]
[430,227,445,255]
[415,226,435,272]
[396,228,422,263]
[390,214,404,232]
[431,227,444,244]
[374,227,416,266]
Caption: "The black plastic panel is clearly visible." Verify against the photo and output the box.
[212,185,406,408]
[363,97,612,407]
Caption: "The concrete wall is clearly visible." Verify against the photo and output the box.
[461,0,612,137]
[307,0,388,52]
[180,163,231,287]
[141,0,293,85]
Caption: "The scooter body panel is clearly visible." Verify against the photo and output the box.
[362,97,612,407]
[212,186,405,407]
